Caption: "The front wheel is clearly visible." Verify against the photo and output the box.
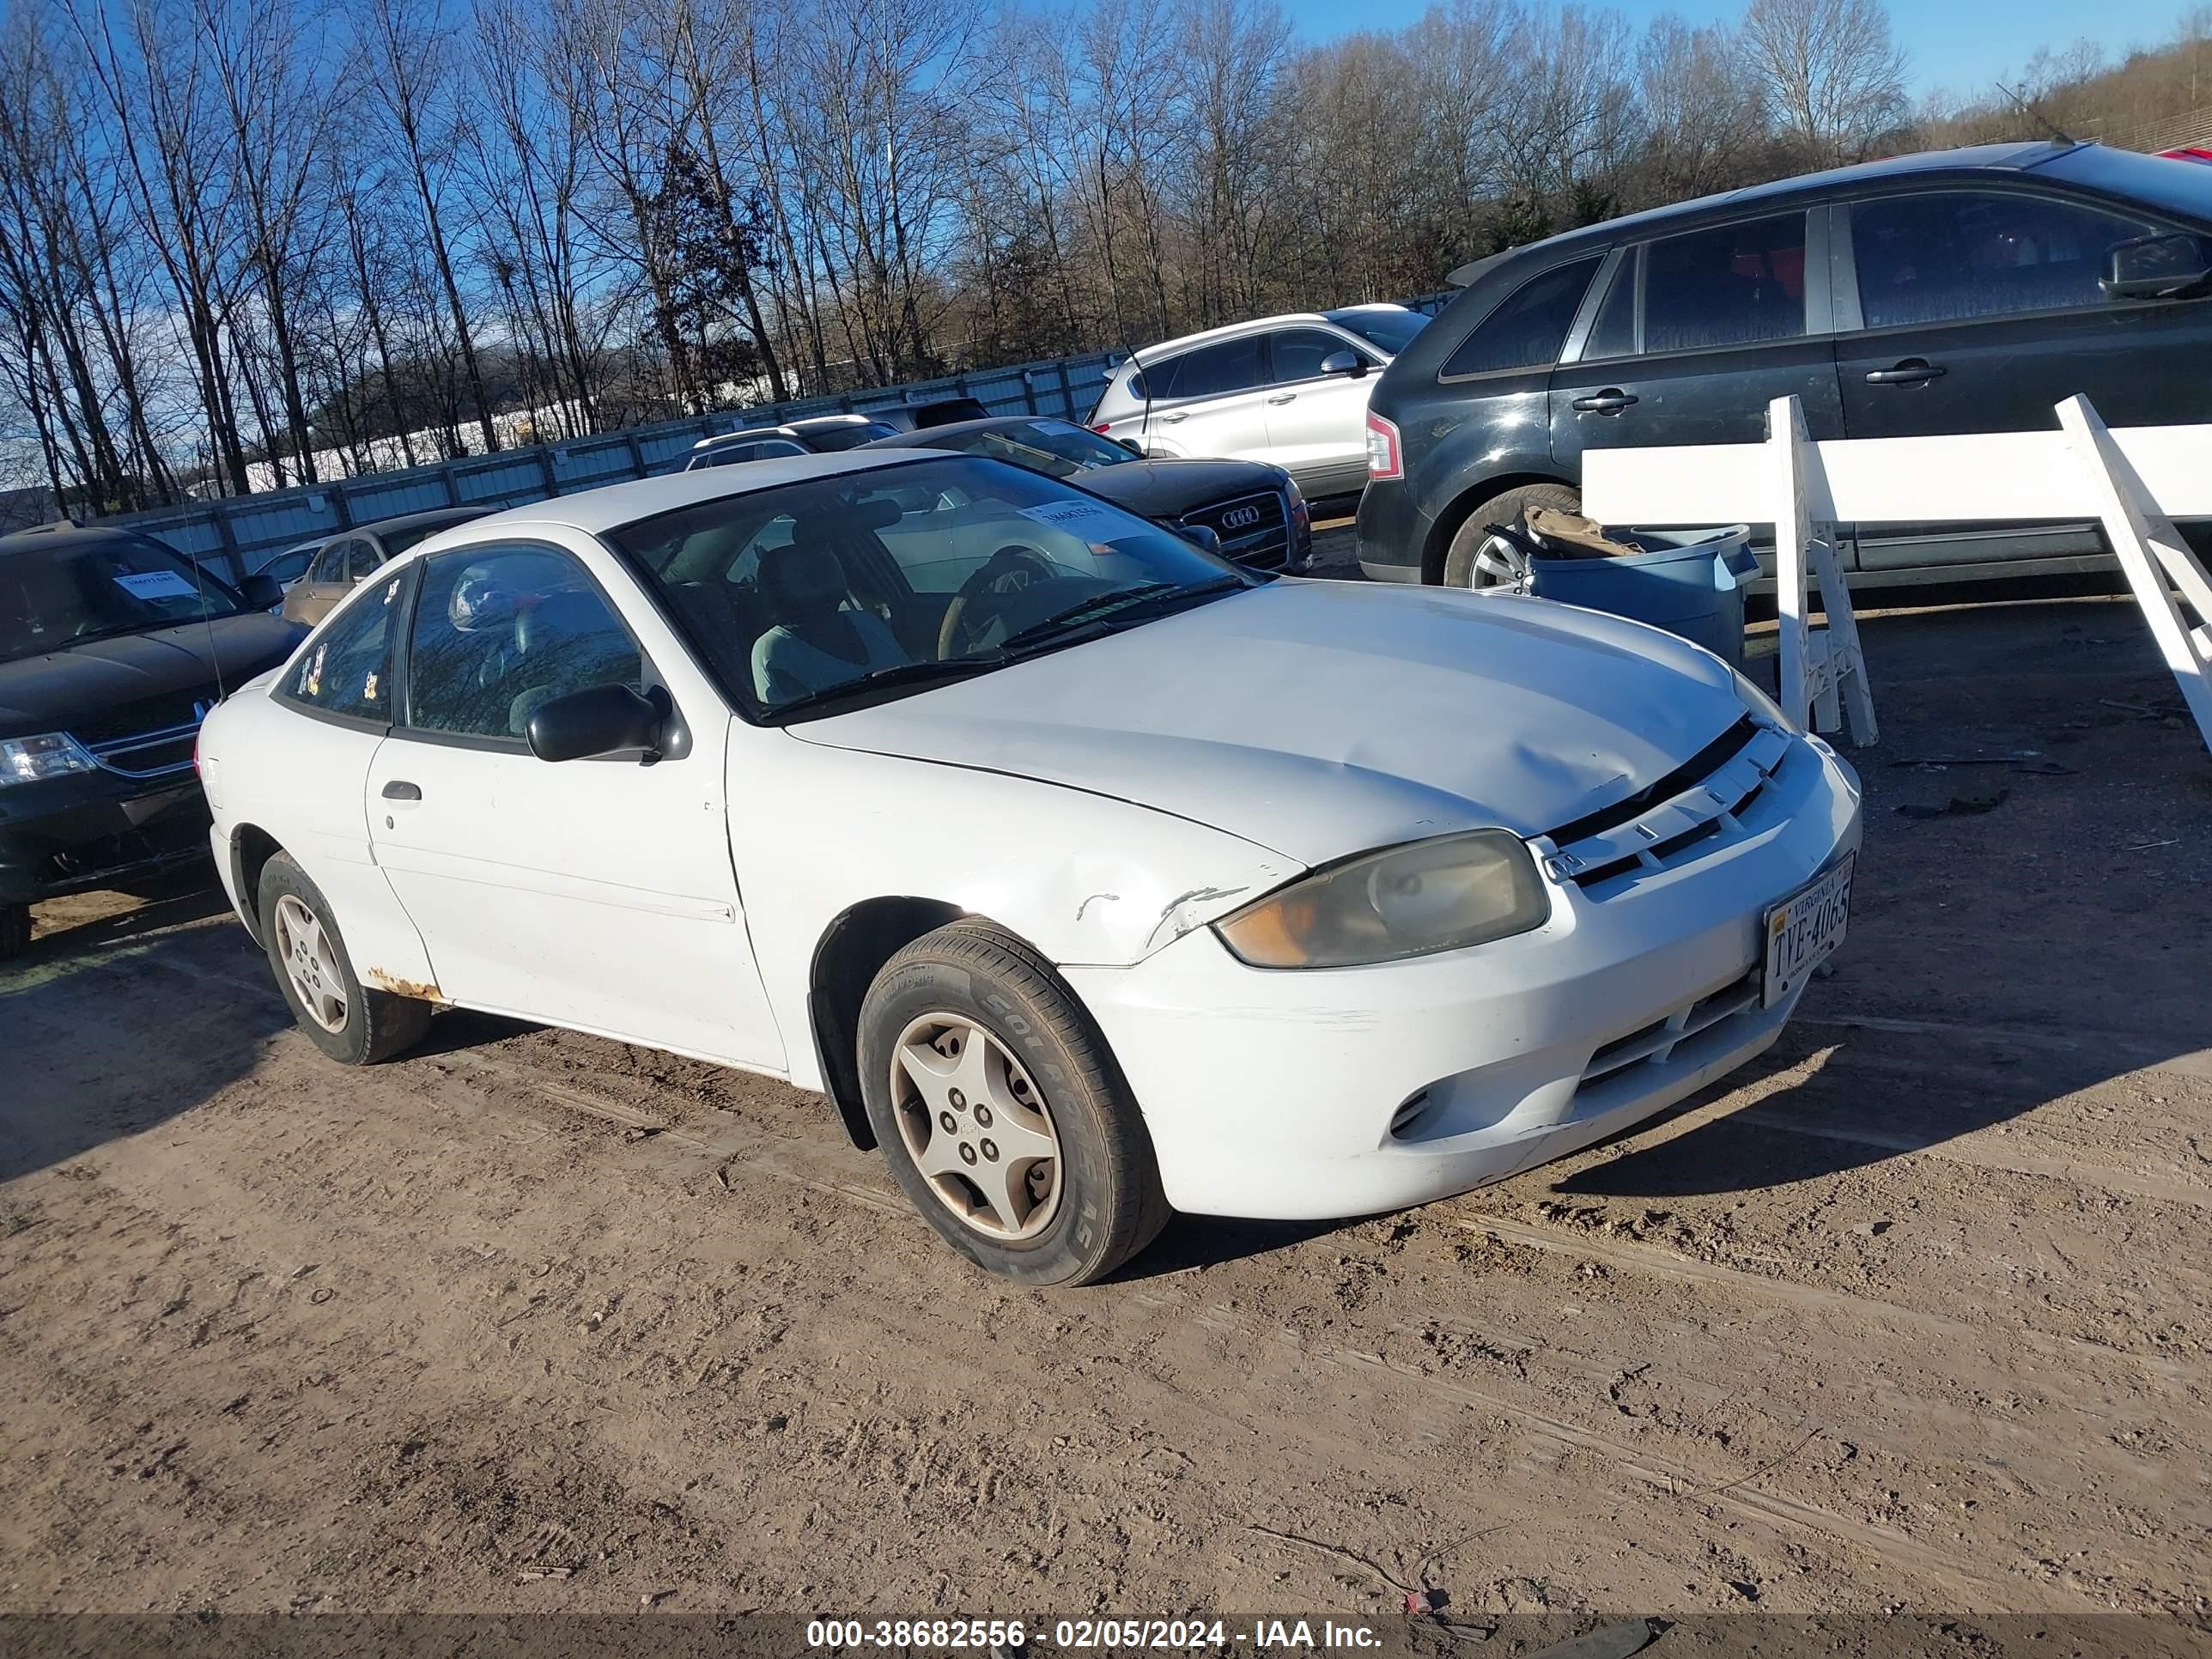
[0,902,28,962]
[1441,482,1582,589]
[858,921,1169,1286]
[258,852,432,1065]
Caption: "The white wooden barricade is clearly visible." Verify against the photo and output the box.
[1583,396,2212,757]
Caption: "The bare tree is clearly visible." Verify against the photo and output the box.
[1742,0,1907,166]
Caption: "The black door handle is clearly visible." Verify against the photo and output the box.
[1864,360,1946,386]
[1571,390,1638,414]
[380,780,422,801]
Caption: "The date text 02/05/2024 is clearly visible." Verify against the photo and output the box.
[805,1618,1385,1650]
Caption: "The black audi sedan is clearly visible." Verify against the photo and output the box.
[1357,140,2212,589]
[863,415,1312,570]
[0,521,298,957]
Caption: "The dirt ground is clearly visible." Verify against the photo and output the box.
[3,581,2210,1651]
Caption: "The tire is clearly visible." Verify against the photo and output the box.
[858,920,1170,1287]
[1441,482,1582,589]
[0,902,28,962]
[257,852,432,1066]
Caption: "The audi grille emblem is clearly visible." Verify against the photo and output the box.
[1221,505,1263,531]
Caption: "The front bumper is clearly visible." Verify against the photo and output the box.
[1066,734,1863,1218]
[0,767,212,905]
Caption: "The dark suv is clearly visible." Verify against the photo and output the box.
[0,522,296,956]
[1357,142,2212,588]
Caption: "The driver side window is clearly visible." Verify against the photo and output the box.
[403,545,643,743]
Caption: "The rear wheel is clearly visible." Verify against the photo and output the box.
[257,853,431,1065]
[1441,482,1581,589]
[0,902,28,962]
[859,921,1169,1286]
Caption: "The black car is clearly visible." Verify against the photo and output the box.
[861,415,1313,570]
[0,522,297,956]
[1358,141,2212,588]
[684,400,995,471]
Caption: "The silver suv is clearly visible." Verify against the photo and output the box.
[1089,306,1428,498]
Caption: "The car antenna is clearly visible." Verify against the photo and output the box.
[1997,80,2075,146]
[188,544,230,708]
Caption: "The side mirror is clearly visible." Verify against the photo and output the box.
[1320,349,1368,379]
[2102,232,2210,301]
[1182,523,1223,554]
[1116,437,1143,455]
[526,683,664,763]
[238,572,283,611]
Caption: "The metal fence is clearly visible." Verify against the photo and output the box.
[112,349,1125,583]
[107,289,1462,584]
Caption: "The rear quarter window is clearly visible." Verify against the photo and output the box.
[1440,255,1604,378]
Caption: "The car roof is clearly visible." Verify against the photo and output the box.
[1126,311,1349,366]
[855,415,1067,447]
[691,427,801,450]
[785,413,885,432]
[405,450,931,550]
[0,520,179,558]
[349,505,489,538]
[1445,140,2081,284]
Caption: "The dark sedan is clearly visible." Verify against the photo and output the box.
[1358,140,2212,589]
[862,416,1313,571]
[0,522,300,956]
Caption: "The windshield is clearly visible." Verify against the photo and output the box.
[921,420,1135,478]
[602,454,1248,720]
[1325,307,1430,355]
[2048,143,2212,226]
[2,533,249,664]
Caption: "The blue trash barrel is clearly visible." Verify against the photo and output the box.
[1526,526,1759,669]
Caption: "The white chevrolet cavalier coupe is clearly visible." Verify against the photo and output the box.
[198,451,1862,1285]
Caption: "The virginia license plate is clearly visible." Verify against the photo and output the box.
[1763,853,1856,1007]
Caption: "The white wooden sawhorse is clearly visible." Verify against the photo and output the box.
[1582,395,2212,757]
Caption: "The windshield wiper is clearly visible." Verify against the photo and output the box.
[997,575,1247,653]
[762,654,1005,721]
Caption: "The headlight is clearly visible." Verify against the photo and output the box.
[1732,665,1794,731]
[1,732,99,785]
[1214,830,1551,969]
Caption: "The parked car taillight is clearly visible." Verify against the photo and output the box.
[1090,423,1114,435]
[1366,410,1403,482]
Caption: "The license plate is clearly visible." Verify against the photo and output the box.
[1763,853,1855,1007]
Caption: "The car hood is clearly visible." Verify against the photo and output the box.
[0,611,303,738]
[792,580,1747,866]
[1079,458,1284,518]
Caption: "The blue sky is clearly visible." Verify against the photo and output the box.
[1278,0,2193,101]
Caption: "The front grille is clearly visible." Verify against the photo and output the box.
[68,687,220,747]
[88,723,199,778]
[1547,720,1791,896]
[1180,490,1289,567]
[1582,969,1761,1085]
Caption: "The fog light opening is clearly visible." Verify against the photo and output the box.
[1389,1090,1434,1140]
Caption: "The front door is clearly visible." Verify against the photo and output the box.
[283,537,362,627]
[1261,326,1380,497]
[1141,333,1277,468]
[1553,211,1848,561]
[365,542,783,1070]
[1834,185,2212,570]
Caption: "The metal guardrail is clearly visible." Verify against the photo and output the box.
[107,291,1462,584]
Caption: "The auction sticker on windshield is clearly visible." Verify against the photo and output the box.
[113,569,200,601]
[1764,852,1854,1007]
[1018,500,1131,541]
